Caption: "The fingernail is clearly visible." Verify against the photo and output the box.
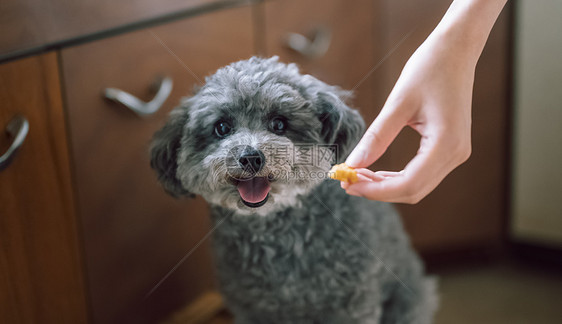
[346,148,365,167]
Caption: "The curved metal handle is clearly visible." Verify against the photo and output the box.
[0,115,29,171]
[285,26,332,59]
[104,76,173,116]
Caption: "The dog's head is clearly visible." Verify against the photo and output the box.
[151,57,364,215]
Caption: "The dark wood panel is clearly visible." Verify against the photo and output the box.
[263,0,380,128]
[374,0,511,252]
[0,52,89,323]
[0,0,240,59]
[61,6,254,324]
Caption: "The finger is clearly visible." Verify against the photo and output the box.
[373,171,403,178]
[354,168,387,182]
[345,170,400,195]
[346,99,410,168]
[340,173,374,190]
[346,139,455,203]
[345,178,404,202]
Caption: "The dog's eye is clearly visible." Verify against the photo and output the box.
[214,120,232,138]
[270,117,287,134]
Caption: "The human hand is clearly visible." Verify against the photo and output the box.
[341,28,477,204]
[340,0,506,203]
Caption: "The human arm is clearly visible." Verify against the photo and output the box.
[342,0,508,203]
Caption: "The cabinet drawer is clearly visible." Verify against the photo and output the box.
[0,0,240,59]
[0,53,88,323]
[61,6,254,324]
[263,0,381,124]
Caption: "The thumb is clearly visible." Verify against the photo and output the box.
[346,103,407,168]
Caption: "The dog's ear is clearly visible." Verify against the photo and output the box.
[317,90,365,162]
[150,107,191,198]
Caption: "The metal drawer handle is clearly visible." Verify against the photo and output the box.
[104,76,173,116]
[0,115,29,171]
[285,26,332,59]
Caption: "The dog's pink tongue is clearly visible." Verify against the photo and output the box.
[237,177,270,203]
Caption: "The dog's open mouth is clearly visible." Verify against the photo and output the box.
[236,176,270,208]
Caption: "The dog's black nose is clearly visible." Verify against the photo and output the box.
[238,147,265,174]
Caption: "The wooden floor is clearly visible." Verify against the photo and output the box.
[206,311,233,324]
[434,260,562,324]
[176,260,562,324]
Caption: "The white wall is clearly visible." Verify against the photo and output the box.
[512,0,562,245]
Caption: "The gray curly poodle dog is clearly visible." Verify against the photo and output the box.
[151,56,438,323]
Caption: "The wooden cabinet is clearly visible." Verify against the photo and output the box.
[0,0,239,60]
[262,0,380,124]
[60,6,254,324]
[0,53,88,323]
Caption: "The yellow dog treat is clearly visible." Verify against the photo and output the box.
[329,163,358,183]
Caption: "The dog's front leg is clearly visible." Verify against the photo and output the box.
[379,277,438,324]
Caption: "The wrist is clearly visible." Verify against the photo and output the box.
[430,0,507,64]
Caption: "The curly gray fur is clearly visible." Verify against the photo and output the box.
[151,56,438,323]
